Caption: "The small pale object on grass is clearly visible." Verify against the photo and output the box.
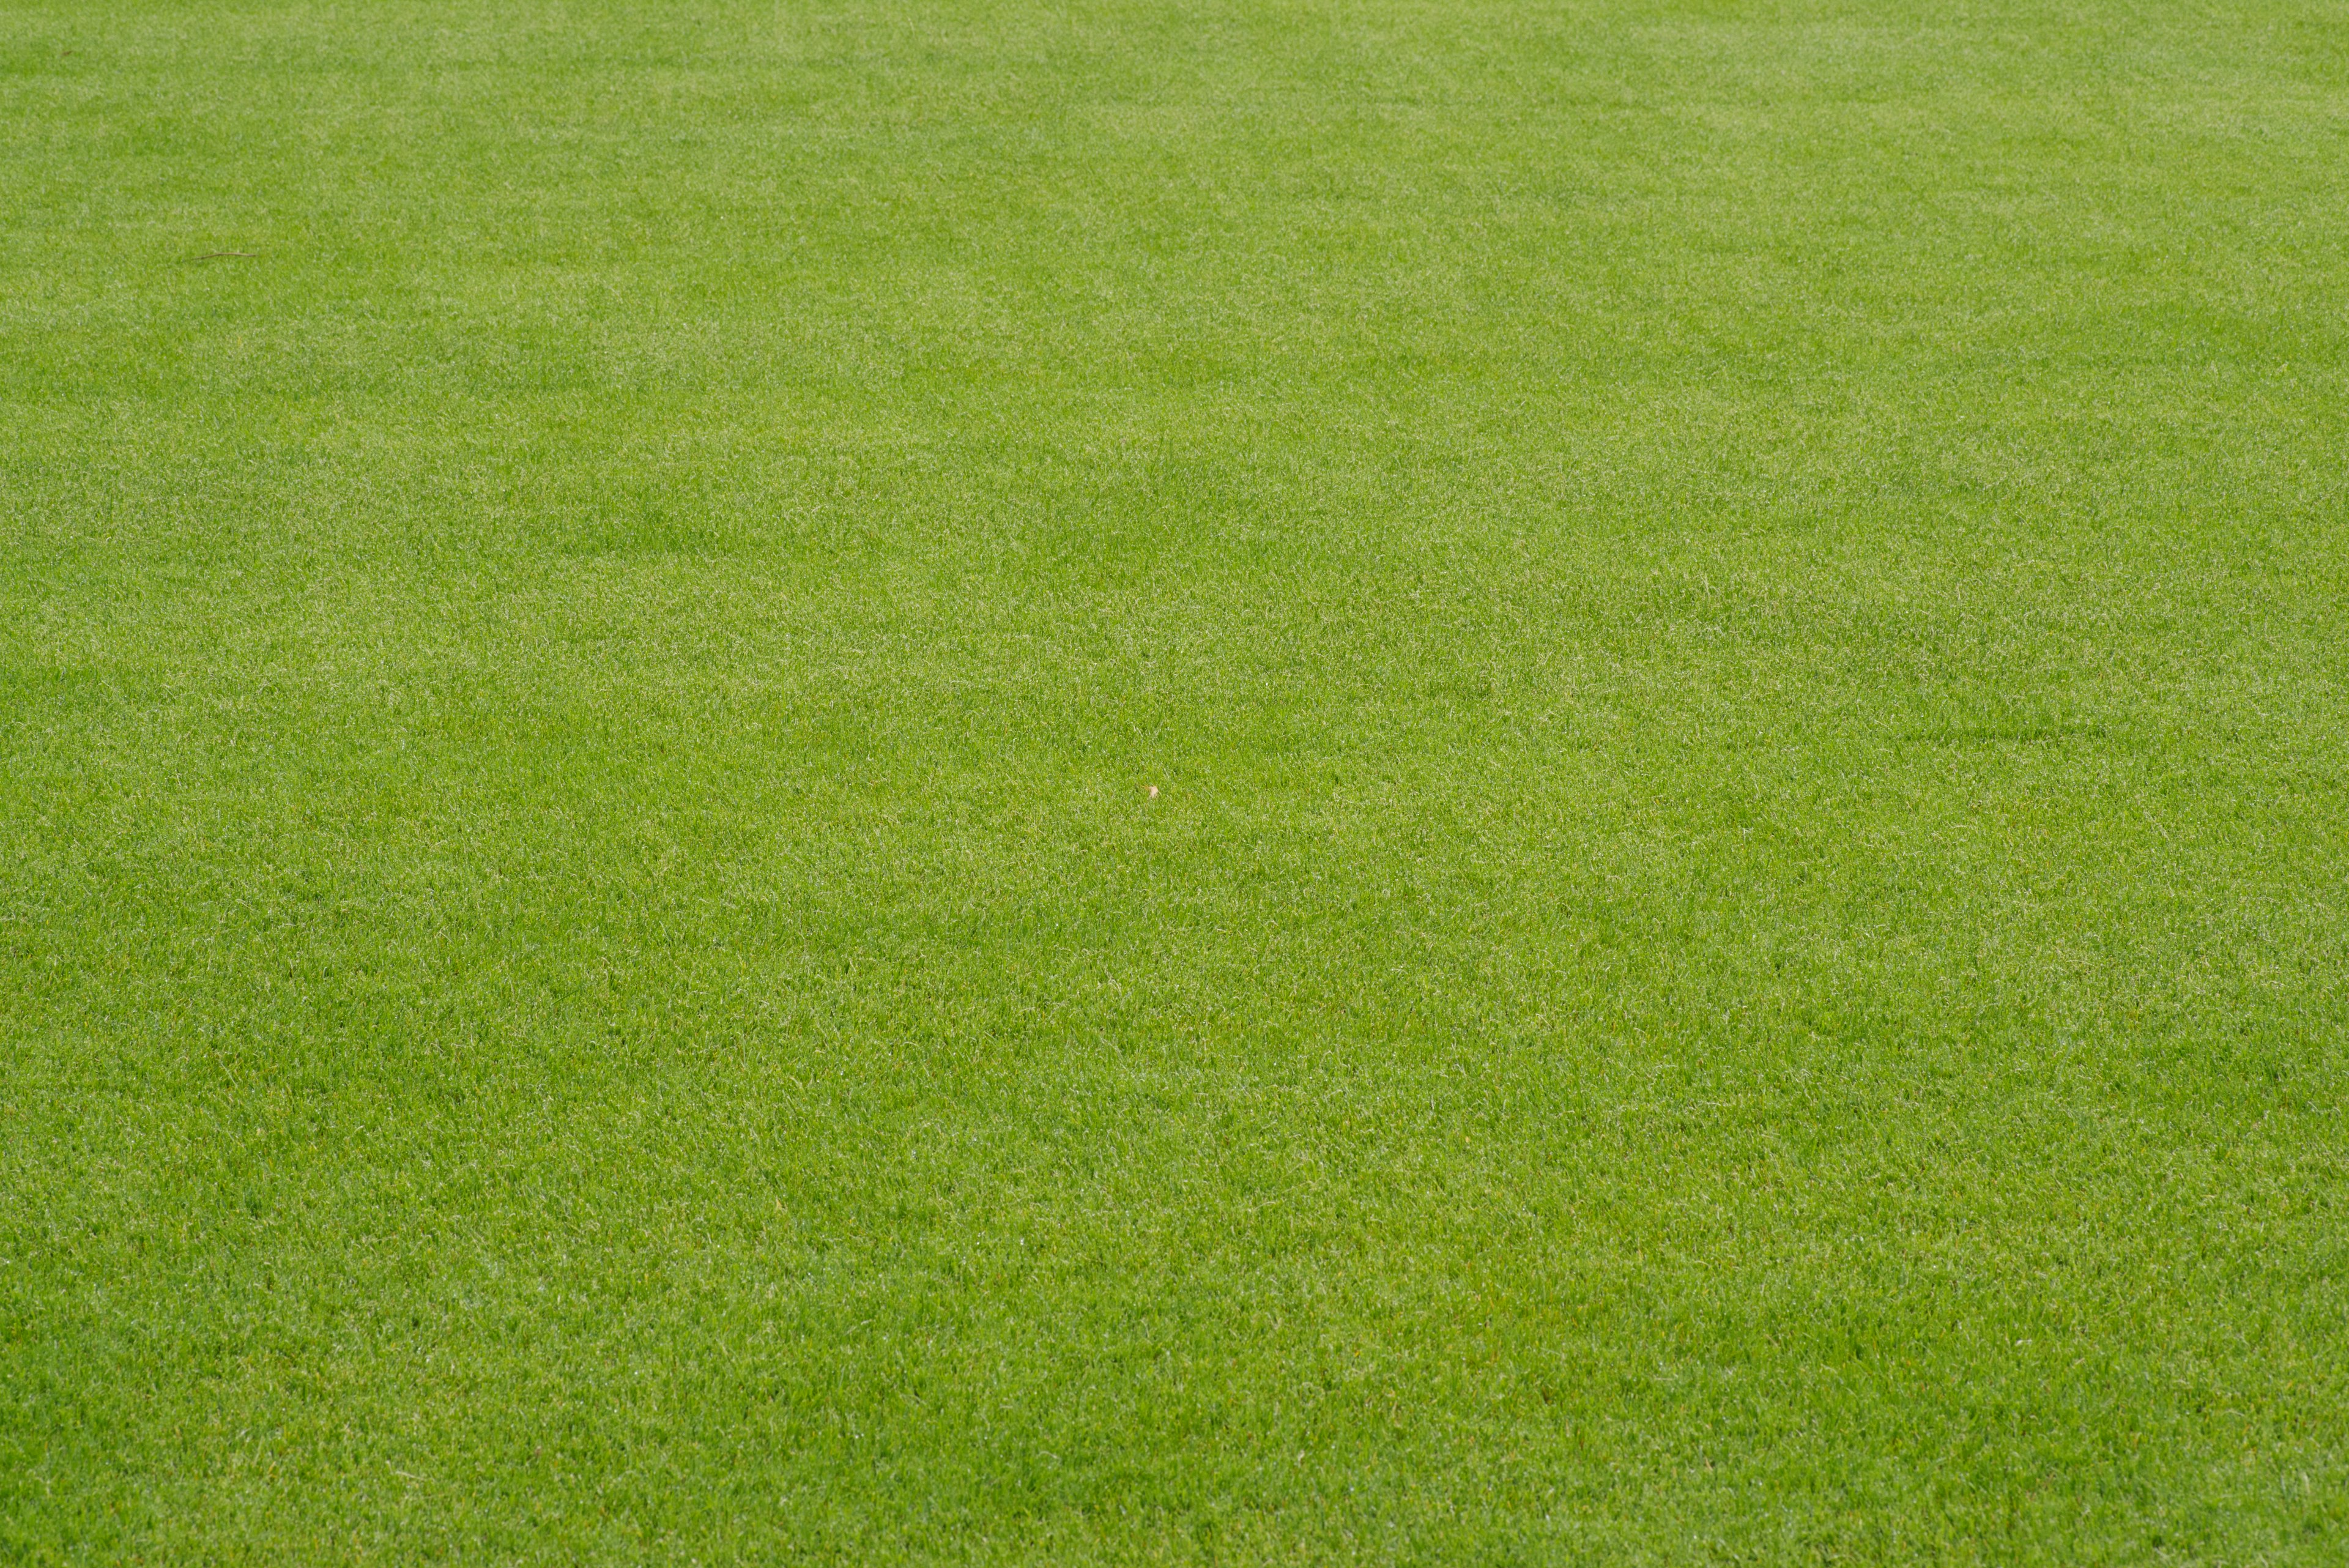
[1148,786,1158,798]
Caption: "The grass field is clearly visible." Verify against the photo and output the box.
[4,1,2347,1561]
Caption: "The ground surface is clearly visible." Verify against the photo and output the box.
[3,1,2347,1561]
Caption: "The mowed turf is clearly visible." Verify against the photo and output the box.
[3,0,2346,1560]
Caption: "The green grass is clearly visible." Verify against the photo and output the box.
[4,0,2347,1560]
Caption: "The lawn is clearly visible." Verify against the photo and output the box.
[3,0,2346,1561]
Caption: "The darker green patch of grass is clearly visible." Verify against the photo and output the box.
[1899,722,2110,746]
